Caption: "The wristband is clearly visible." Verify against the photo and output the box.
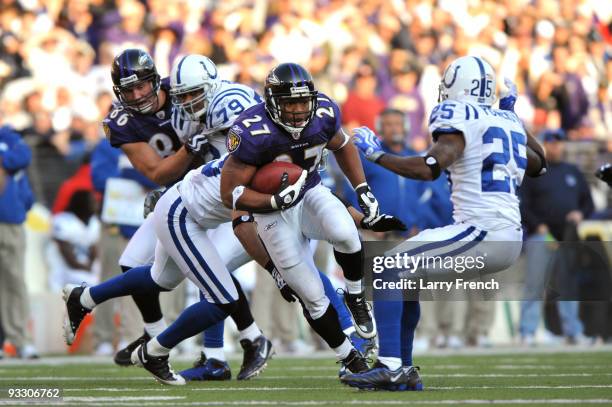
[424,154,441,179]
[232,214,254,229]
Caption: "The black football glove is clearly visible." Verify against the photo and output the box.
[596,163,612,187]
[185,133,210,158]
[355,183,380,225]
[271,170,307,210]
[361,214,407,232]
[143,188,165,218]
[267,266,298,302]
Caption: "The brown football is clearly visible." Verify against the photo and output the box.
[250,161,303,194]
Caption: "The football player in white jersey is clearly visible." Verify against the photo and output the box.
[342,56,548,391]
[63,55,276,383]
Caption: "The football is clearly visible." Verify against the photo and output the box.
[250,161,303,194]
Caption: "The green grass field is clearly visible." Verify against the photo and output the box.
[1,349,612,406]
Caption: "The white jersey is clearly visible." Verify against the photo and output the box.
[47,212,101,290]
[178,154,231,229]
[171,81,262,162]
[428,100,527,230]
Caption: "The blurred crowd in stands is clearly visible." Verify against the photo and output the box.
[0,0,610,357]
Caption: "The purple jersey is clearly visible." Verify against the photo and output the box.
[103,77,181,158]
[227,93,342,192]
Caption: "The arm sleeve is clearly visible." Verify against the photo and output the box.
[0,129,31,173]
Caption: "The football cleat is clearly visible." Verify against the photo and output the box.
[343,290,377,339]
[237,335,274,380]
[131,343,185,386]
[340,360,424,391]
[350,331,378,359]
[114,331,151,366]
[338,348,370,377]
[62,284,91,346]
[180,352,231,381]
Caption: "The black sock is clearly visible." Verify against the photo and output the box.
[229,274,255,331]
[334,249,363,282]
[121,265,164,324]
[304,304,346,349]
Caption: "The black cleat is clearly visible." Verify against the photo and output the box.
[338,348,370,377]
[114,331,151,366]
[237,335,274,380]
[131,343,185,386]
[344,290,377,339]
[340,360,424,391]
[62,284,91,346]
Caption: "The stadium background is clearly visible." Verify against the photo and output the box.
[0,0,611,366]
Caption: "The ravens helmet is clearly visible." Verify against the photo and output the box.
[111,49,161,114]
[264,63,318,138]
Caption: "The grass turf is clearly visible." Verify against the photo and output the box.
[1,350,611,406]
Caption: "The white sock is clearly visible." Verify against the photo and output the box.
[333,338,353,360]
[204,347,226,362]
[345,279,363,295]
[80,287,96,309]
[238,322,261,342]
[144,319,167,337]
[377,356,402,370]
[147,337,171,357]
[343,326,356,337]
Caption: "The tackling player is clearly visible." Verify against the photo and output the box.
[62,50,274,381]
[341,56,547,391]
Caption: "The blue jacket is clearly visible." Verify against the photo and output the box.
[0,126,34,224]
[91,139,158,238]
[344,144,453,233]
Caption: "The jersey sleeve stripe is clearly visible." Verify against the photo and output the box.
[208,92,254,127]
[210,87,251,109]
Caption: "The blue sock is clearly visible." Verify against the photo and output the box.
[373,300,402,359]
[400,301,420,366]
[202,291,225,348]
[89,265,166,304]
[158,299,231,349]
[320,270,353,331]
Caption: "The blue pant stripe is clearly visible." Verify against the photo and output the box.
[177,207,235,303]
[167,197,220,303]
[400,226,476,257]
[436,230,488,258]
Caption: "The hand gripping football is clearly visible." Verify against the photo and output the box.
[250,161,304,194]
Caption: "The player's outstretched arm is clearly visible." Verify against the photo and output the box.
[121,142,194,186]
[353,126,465,180]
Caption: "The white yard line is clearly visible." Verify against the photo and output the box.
[6,399,611,406]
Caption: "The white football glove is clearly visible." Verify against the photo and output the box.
[271,170,307,210]
[185,133,210,158]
